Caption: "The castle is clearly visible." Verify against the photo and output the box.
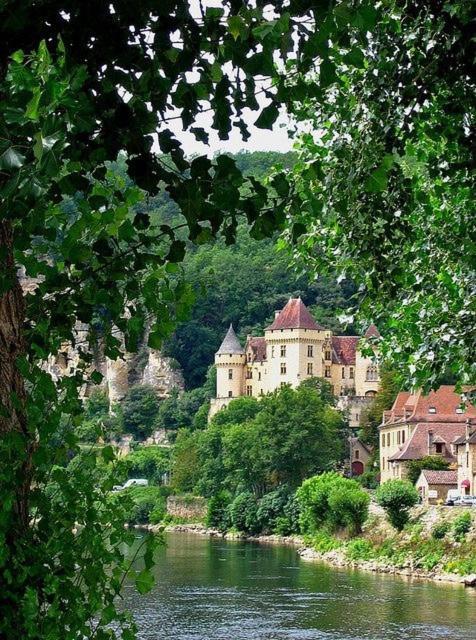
[210,297,380,425]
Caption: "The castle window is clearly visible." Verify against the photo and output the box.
[258,371,261,381]
[228,369,233,380]
[435,443,443,454]
[397,431,401,445]
[280,362,287,375]
[307,345,313,357]
[280,381,287,388]
[342,367,345,379]
[386,433,390,447]
[246,385,253,396]
[325,366,331,378]
[402,430,405,443]
[382,457,385,469]
[260,389,264,396]
[246,368,252,379]
[366,365,378,381]
[228,391,233,398]
[325,350,331,361]
[280,345,286,357]
[349,367,354,379]
[247,353,252,363]
[271,346,275,358]
[381,434,385,447]
[307,362,313,375]
[355,450,359,460]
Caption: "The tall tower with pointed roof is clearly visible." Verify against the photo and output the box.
[210,324,246,417]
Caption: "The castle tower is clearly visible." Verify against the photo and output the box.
[264,297,331,388]
[209,324,246,419]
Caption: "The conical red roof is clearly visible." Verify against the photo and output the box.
[267,298,323,331]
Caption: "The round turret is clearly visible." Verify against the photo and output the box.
[215,324,246,400]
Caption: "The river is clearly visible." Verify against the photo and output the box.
[123,531,476,640]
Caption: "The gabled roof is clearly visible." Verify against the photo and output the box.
[364,324,381,339]
[331,336,359,365]
[266,297,323,331]
[349,436,373,455]
[453,430,476,446]
[382,386,476,428]
[246,336,267,363]
[216,324,244,355]
[419,469,458,485]
[388,422,465,462]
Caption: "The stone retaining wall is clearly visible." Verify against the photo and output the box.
[166,495,207,519]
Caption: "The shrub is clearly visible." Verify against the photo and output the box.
[123,445,170,485]
[431,521,450,540]
[274,494,301,536]
[122,486,168,525]
[375,479,419,530]
[310,530,342,553]
[256,487,291,534]
[346,538,374,561]
[357,470,379,490]
[452,512,472,542]
[297,472,369,535]
[206,491,231,532]
[327,484,370,535]
[228,492,259,534]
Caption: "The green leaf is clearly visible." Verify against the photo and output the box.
[101,445,115,463]
[135,569,154,594]
[210,62,223,83]
[0,147,25,170]
[254,104,279,129]
[227,16,247,41]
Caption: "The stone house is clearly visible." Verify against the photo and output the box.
[379,386,476,483]
[454,422,476,495]
[415,469,458,504]
[349,436,373,476]
[210,297,380,422]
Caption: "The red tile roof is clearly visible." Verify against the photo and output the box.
[266,298,323,331]
[331,336,359,365]
[420,469,458,485]
[364,324,381,339]
[382,386,476,427]
[246,336,267,363]
[389,422,465,462]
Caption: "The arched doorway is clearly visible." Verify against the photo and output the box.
[351,460,364,476]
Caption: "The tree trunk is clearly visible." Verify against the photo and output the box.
[0,219,31,531]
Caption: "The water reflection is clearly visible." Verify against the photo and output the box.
[122,532,476,640]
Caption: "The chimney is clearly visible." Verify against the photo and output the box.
[428,429,434,453]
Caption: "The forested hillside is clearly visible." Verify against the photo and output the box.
[151,151,357,388]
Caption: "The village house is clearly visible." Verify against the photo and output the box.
[454,421,476,495]
[349,436,373,476]
[379,386,476,483]
[415,469,458,504]
[209,297,380,425]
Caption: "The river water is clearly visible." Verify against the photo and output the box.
[123,532,476,640]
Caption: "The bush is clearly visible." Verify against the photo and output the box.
[274,494,301,536]
[406,456,450,485]
[357,470,379,490]
[228,492,259,534]
[310,530,342,553]
[256,487,291,534]
[431,521,450,540]
[327,484,370,535]
[346,538,374,561]
[122,486,168,525]
[452,512,472,542]
[297,472,369,536]
[375,479,419,530]
[206,491,231,532]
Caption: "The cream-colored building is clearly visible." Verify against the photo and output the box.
[454,422,476,495]
[379,386,476,483]
[210,298,380,420]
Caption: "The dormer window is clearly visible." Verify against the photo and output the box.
[435,442,443,454]
[428,406,436,414]
[456,407,464,414]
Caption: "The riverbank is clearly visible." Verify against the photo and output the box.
[136,506,476,587]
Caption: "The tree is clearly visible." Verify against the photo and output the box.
[170,429,201,494]
[359,367,400,448]
[375,480,419,531]
[283,1,475,390]
[122,385,161,440]
[406,456,450,486]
